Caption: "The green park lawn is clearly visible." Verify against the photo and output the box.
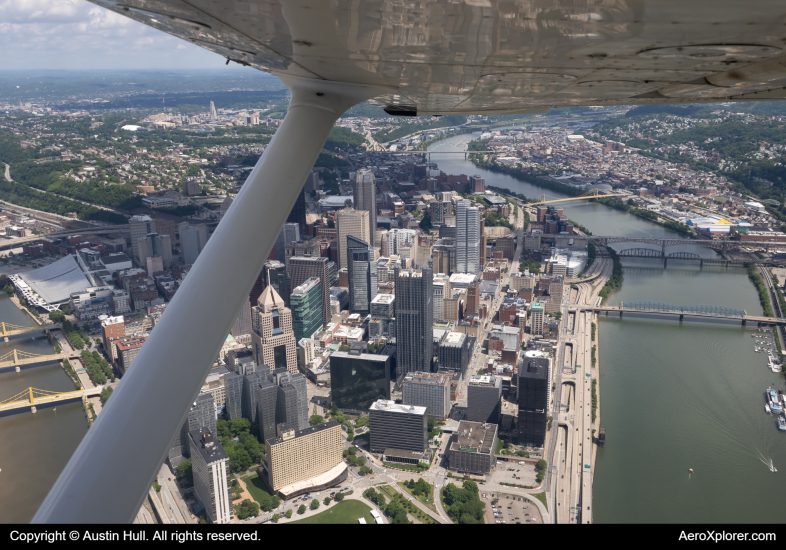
[288,500,375,524]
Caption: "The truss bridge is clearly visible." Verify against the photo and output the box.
[569,301,785,325]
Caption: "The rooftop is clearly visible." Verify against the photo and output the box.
[403,372,450,386]
[371,293,395,305]
[469,375,501,388]
[441,331,466,346]
[189,429,229,465]
[369,400,427,416]
[450,420,497,455]
[265,419,340,446]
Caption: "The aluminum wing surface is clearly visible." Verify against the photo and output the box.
[89,0,786,114]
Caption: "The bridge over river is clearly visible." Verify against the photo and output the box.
[568,301,784,325]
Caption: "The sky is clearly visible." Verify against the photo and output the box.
[0,0,233,70]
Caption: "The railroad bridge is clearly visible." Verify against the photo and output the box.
[615,248,779,266]
[587,236,783,253]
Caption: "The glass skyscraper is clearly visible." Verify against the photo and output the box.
[290,276,323,342]
[347,235,377,313]
[330,350,392,411]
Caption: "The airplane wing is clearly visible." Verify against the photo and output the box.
[33,1,786,523]
[87,0,786,114]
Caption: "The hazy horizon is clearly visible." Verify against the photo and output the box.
[0,0,241,71]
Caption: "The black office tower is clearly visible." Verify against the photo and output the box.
[394,266,433,378]
[517,360,549,447]
[287,186,307,235]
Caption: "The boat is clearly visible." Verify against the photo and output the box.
[766,387,783,414]
[766,403,772,413]
[778,416,786,432]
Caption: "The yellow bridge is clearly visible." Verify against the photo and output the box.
[0,349,82,371]
[0,386,102,413]
[536,188,628,205]
[0,322,60,337]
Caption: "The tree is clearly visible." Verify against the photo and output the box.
[3,285,13,296]
[323,497,332,505]
[359,466,373,476]
[326,218,335,228]
[334,492,345,502]
[235,499,259,520]
[298,504,306,515]
[271,513,280,522]
[285,509,293,518]
[100,386,113,405]
[310,499,320,510]
[363,488,386,507]
[309,415,324,426]
[419,211,432,231]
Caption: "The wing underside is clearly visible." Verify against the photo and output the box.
[89,0,786,114]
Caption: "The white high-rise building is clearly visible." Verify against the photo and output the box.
[381,229,419,263]
[456,200,480,274]
[352,169,376,241]
[181,224,208,265]
[433,273,451,323]
[129,215,155,266]
[209,101,218,121]
[188,429,231,524]
[336,209,370,269]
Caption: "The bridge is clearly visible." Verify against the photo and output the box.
[0,349,83,371]
[0,386,102,414]
[616,248,780,267]
[535,188,628,205]
[588,236,784,253]
[568,301,785,325]
[0,322,60,338]
[0,225,128,251]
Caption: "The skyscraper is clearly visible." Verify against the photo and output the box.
[518,350,551,447]
[346,235,377,313]
[136,232,172,269]
[231,298,252,338]
[336,209,369,269]
[209,100,218,121]
[129,215,155,265]
[251,285,298,374]
[181,224,208,265]
[381,229,418,264]
[286,186,307,235]
[352,169,376,241]
[467,375,502,424]
[289,255,330,329]
[255,378,279,442]
[224,372,243,421]
[433,274,451,322]
[242,372,262,423]
[530,302,545,337]
[168,393,216,467]
[250,260,289,307]
[394,266,433,378]
[290,277,323,342]
[274,223,300,264]
[189,429,231,524]
[456,200,480,274]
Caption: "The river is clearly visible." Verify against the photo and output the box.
[0,296,87,524]
[429,132,785,523]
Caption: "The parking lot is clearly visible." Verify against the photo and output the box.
[488,460,539,488]
[481,492,543,525]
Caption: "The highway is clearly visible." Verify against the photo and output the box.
[548,245,611,524]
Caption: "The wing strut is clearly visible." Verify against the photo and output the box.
[33,76,388,523]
